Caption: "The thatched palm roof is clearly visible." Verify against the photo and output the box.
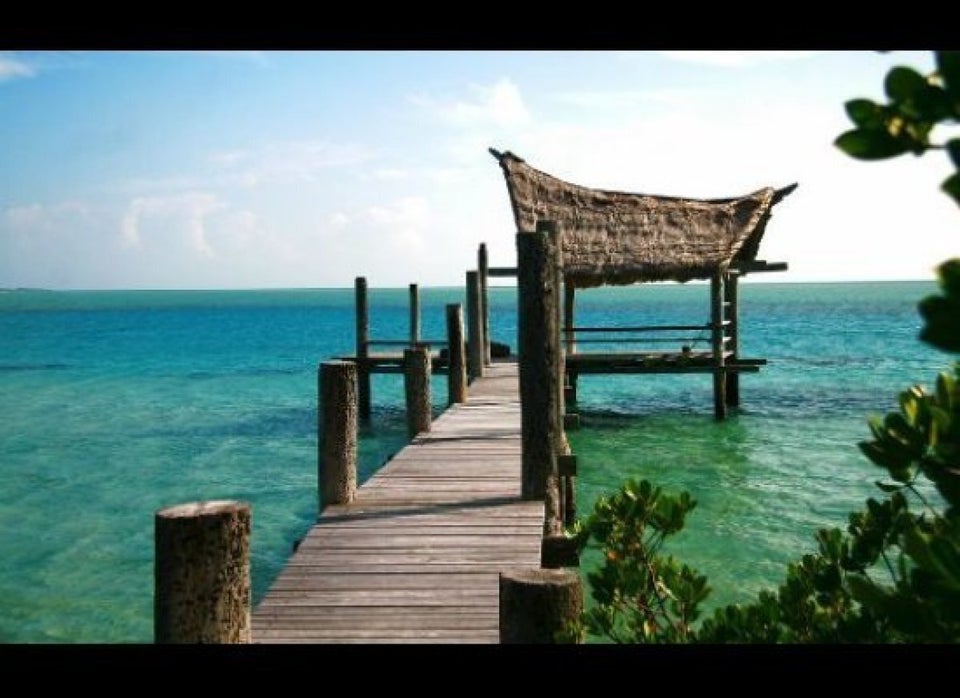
[491,149,796,288]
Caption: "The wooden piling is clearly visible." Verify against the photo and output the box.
[154,500,251,644]
[355,276,371,420]
[516,221,561,514]
[479,243,491,366]
[499,568,583,643]
[466,270,485,380]
[711,271,727,420]
[404,346,431,440]
[563,280,576,356]
[445,303,467,405]
[320,360,358,508]
[409,282,420,345]
[724,271,740,407]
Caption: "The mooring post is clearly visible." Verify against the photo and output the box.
[711,270,727,420]
[517,221,563,534]
[154,500,251,644]
[409,282,420,346]
[404,346,431,440]
[724,271,740,407]
[320,360,358,508]
[445,303,467,405]
[354,276,371,421]
[563,280,576,356]
[499,568,583,643]
[466,270,485,380]
[479,243,491,366]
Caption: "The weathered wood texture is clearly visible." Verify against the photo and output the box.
[403,346,431,440]
[466,270,485,380]
[253,362,544,643]
[516,222,563,535]
[355,276,371,420]
[711,271,727,420]
[446,303,467,405]
[499,568,583,643]
[479,243,491,366]
[155,500,251,643]
[724,272,740,407]
[409,283,420,344]
[320,361,357,508]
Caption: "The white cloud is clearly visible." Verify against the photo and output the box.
[656,51,820,68]
[0,52,36,82]
[411,78,531,128]
[119,192,223,258]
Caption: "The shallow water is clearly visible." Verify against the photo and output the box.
[0,281,945,641]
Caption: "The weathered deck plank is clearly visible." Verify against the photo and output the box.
[252,362,543,644]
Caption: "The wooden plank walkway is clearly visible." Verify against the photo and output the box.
[252,362,544,643]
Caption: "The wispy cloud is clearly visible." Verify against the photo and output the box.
[656,51,819,68]
[0,52,36,83]
[411,78,531,128]
[120,192,223,258]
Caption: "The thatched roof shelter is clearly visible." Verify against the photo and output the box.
[491,149,796,289]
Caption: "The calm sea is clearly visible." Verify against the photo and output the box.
[0,281,947,642]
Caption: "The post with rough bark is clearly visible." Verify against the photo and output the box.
[517,221,563,534]
[500,568,583,643]
[479,243,491,366]
[466,270,484,381]
[724,271,740,407]
[404,346,431,440]
[154,500,251,644]
[409,282,420,346]
[711,270,727,420]
[320,360,357,509]
[355,276,371,420]
[446,303,467,405]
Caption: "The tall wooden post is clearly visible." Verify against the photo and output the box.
[466,270,485,380]
[404,346,431,440]
[479,243,491,366]
[517,221,562,534]
[711,271,727,420]
[445,303,467,405]
[155,500,251,643]
[409,282,420,345]
[354,276,371,420]
[724,271,740,407]
[563,280,576,356]
[320,360,357,508]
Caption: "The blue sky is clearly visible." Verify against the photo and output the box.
[0,50,956,289]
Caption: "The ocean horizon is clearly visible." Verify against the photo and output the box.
[0,279,949,642]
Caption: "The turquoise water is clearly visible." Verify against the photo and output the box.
[0,281,947,642]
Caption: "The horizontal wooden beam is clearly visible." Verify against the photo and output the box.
[488,266,518,277]
[731,260,788,274]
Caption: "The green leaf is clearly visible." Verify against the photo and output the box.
[936,51,960,101]
[946,139,960,170]
[919,294,960,352]
[942,173,960,207]
[845,99,885,128]
[937,259,960,297]
[885,66,928,101]
[835,128,911,160]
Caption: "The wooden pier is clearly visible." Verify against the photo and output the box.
[153,150,795,644]
[251,362,545,643]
